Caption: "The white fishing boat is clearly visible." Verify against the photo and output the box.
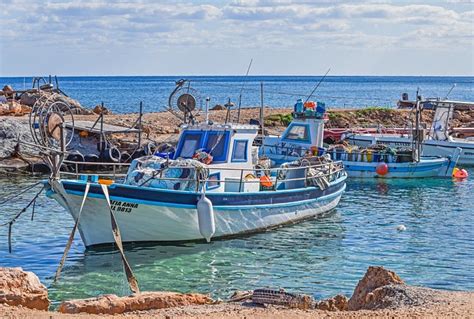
[38,83,347,247]
[262,100,461,178]
[342,101,474,166]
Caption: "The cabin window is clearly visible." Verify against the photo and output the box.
[205,131,229,162]
[206,172,220,190]
[232,140,248,162]
[283,124,309,142]
[178,132,203,158]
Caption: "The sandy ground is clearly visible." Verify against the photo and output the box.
[1,289,473,319]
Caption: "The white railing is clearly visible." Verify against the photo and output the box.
[60,159,346,192]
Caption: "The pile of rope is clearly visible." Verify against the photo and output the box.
[125,156,209,191]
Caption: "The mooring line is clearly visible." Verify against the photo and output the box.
[0,181,42,206]
[54,182,90,283]
[1,185,45,253]
[100,184,140,294]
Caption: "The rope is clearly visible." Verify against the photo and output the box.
[0,181,42,206]
[54,182,90,282]
[1,186,45,253]
[101,184,140,294]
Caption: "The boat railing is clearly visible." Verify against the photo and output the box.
[62,159,130,179]
[328,148,415,163]
[60,159,345,192]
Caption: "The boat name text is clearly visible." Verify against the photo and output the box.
[110,200,139,213]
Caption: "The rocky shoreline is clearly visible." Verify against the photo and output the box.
[0,266,472,318]
[0,106,472,174]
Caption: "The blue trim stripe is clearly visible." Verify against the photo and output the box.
[219,184,345,210]
[59,176,347,209]
[63,183,346,210]
[344,162,447,172]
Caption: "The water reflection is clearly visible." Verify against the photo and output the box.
[48,216,344,304]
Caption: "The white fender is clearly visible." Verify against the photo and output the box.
[197,194,215,242]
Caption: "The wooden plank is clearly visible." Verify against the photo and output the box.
[65,120,140,134]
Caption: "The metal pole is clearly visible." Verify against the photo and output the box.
[414,100,420,162]
[99,102,104,153]
[238,169,244,193]
[138,101,143,148]
[260,82,264,141]
[205,97,210,124]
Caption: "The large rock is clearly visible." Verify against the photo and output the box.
[0,118,36,158]
[19,91,92,115]
[348,266,404,310]
[0,267,49,310]
[58,291,213,314]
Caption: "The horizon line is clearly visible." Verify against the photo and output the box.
[1,74,473,78]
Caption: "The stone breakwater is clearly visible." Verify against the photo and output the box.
[1,266,473,318]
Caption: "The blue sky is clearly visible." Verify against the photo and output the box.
[0,0,473,76]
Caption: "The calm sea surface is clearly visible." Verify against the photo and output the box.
[1,76,473,112]
[0,171,472,305]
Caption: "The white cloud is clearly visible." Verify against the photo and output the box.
[0,0,472,75]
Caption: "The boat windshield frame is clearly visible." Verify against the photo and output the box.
[282,123,311,143]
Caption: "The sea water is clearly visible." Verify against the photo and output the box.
[1,76,473,112]
[0,171,472,305]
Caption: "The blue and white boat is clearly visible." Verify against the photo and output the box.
[46,120,347,247]
[261,101,461,178]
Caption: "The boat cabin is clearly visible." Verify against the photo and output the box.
[172,122,260,192]
[174,123,259,166]
[262,112,326,165]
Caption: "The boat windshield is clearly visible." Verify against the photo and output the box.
[283,124,309,141]
[206,132,228,160]
[178,132,203,158]
[176,130,230,162]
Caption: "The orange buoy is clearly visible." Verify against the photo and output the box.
[98,179,114,185]
[260,175,273,187]
[376,162,389,176]
[453,167,469,179]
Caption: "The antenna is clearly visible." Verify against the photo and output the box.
[236,58,253,123]
[445,83,456,99]
[305,68,331,103]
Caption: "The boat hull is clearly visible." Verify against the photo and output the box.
[342,157,456,178]
[343,134,474,166]
[47,178,346,247]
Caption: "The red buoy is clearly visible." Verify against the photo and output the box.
[376,162,389,176]
[453,168,469,179]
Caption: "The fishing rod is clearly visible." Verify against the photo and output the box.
[305,68,331,103]
[236,58,253,123]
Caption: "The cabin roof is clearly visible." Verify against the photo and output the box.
[182,122,259,132]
